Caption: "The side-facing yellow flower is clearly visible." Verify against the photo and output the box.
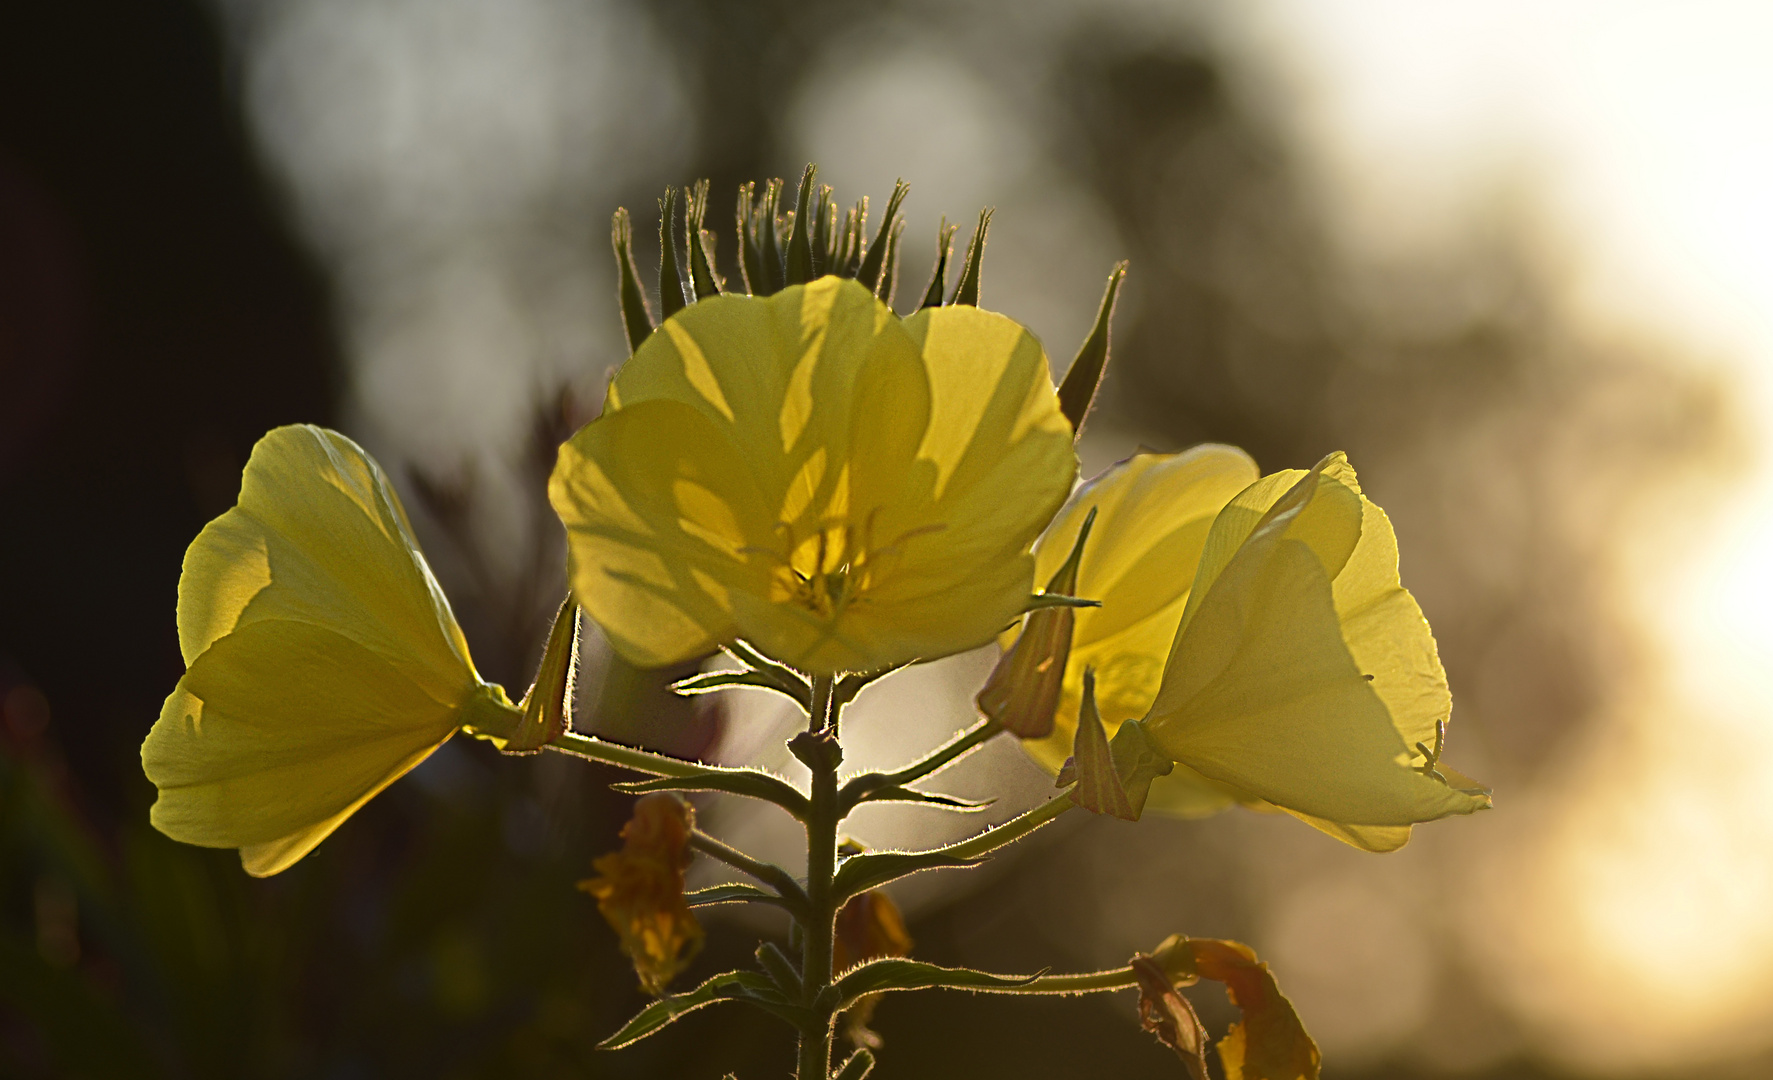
[550,276,1077,674]
[1021,448,1489,849]
[142,425,519,876]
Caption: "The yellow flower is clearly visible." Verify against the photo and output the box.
[141,425,519,877]
[1021,448,1489,850]
[1017,446,1261,817]
[550,276,1077,675]
[579,793,704,995]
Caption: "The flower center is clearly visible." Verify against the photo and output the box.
[755,512,942,620]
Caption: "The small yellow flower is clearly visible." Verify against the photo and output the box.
[141,425,519,876]
[1019,449,1489,849]
[549,276,1077,675]
[579,793,704,995]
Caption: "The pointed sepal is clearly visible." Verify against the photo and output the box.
[611,208,656,354]
[504,597,579,753]
[1057,262,1128,438]
[949,207,993,307]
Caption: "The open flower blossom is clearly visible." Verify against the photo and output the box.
[579,793,704,995]
[549,276,1077,675]
[141,425,520,876]
[1018,448,1488,850]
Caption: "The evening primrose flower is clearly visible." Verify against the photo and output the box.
[550,276,1076,675]
[142,425,520,876]
[1021,448,1489,850]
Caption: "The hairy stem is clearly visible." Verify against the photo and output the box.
[799,673,841,1080]
[543,729,709,777]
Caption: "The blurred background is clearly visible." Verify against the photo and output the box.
[3,0,1770,1076]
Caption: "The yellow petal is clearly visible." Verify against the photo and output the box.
[177,425,474,699]
[1014,447,1257,814]
[145,620,468,875]
[554,278,1076,673]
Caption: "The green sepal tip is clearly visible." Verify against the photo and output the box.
[1056,262,1128,438]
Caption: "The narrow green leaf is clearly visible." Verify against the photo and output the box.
[853,786,993,811]
[658,186,689,318]
[785,165,818,285]
[835,959,1039,1007]
[669,670,807,707]
[949,206,993,306]
[832,850,983,902]
[597,970,804,1050]
[504,597,577,752]
[855,180,908,293]
[722,640,814,710]
[611,208,655,353]
[1056,262,1128,437]
[613,768,810,819]
[685,883,786,910]
[918,218,958,309]
[686,178,722,299]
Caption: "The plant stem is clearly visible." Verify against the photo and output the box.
[798,672,841,1080]
[543,729,709,777]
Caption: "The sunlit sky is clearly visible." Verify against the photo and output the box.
[1241,0,1773,1068]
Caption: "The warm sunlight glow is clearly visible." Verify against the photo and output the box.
[1251,0,1773,1068]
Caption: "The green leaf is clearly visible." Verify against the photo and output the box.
[1056,262,1127,437]
[613,768,810,819]
[851,786,992,811]
[918,218,958,309]
[684,883,788,910]
[670,669,807,706]
[834,958,1039,1007]
[948,207,993,306]
[597,970,808,1050]
[855,180,909,293]
[722,640,813,710]
[611,208,655,353]
[833,1049,877,1080]
[832,850,983,902]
